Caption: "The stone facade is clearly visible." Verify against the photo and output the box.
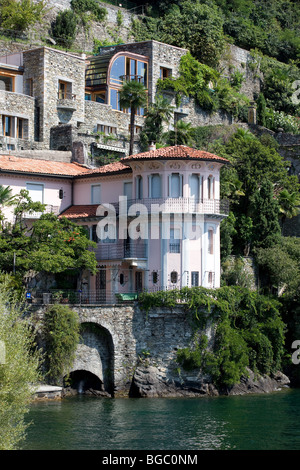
[32,303,211,397]
[22,47,86,148]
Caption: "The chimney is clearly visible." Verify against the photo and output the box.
[72,141,88,165]
[149,142,156,151]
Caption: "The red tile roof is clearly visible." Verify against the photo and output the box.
[59,204,100,219]
[0,155,90,176]
[121,145,229,164]
[86,161,130,175]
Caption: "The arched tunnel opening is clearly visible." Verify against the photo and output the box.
[65,370,107,396]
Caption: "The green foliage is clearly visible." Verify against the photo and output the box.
[215,130,299,255]
[119,80,148,155]
[139,94,174,149]
[0,191,97,277]
[256,93,267,127]
[0,0,48,32]
[70,0,107,22]
[132,0,225,67]
[0,276,42,449]
[157,52,249,117]
[43,304,80,384]
[139,286,285,388]
[255,237,300,298]
[51,10,78,48]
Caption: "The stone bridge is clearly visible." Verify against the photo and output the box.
[33,303,202,397]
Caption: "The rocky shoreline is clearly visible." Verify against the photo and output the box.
[129,366,291,398]
[33,367,291,400]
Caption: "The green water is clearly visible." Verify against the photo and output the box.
[22,388,300,450]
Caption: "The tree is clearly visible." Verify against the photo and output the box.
[0,190,97,279]
[119,80,148,156]
[256,93,267,126]
[51,9,78,49]
[165,120,195,146]
[0,0,48,32]
[278,189,300,231]
[140,94,174,149]
[216,130,299,255]
[0,276,42,449]
[250,179,281,249]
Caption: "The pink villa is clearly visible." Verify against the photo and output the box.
[0,145,229,302]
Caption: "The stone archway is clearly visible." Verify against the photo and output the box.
[66,370,104,394]
[69,322,115,395]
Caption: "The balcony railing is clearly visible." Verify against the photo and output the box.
[101,198,229,216]
[23,205,60,219]
[57,92,76,100]
[94,241,147,261]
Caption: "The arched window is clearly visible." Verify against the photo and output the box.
[136,175,143,199]
[119,273,125,285]
[170,271,178,284]
[207,175,215,200]
[152,271,158,284]
[169,173,183,197]
[208,228,214,254]
[149,174,161,198]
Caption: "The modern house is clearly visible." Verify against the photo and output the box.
[0,40,233,161]
[0,145,229,302]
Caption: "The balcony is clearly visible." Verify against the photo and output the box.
[23,205,60,219]
[57,92,77,111]
[94,240,147,262]
[112,198,229,217]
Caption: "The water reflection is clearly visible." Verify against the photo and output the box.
[23,389,300,450]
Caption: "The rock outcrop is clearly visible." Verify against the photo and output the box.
[130,365,290,398]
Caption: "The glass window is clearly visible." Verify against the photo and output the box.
[208,229,214,254]
[85,93,92,101]
[26,183,44,203]
[138,61,147,86]
[170,228,180,253]
[110,56,125,85]
[136,176,143,199]
[170,271,178,284]
[191,271,199,287]
[110,88,120,110]
[0,75,14,92]
[208,175,214,200]
[152,271,158,284]
[170,173,182,198]
[190,174,200,199]
[160,67,171,80]
[91,184,101,204]
[150,174,161,198]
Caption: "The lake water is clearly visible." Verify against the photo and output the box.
[22,388,300,451]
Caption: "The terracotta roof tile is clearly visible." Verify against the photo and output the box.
[59,205,99,219]
[0,155,90,176]
[87,161,130,175]
[121,145,229,164]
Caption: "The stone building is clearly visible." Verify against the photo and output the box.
[0,40,237,162]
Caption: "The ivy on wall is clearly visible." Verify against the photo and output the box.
[138,286,285,389]
[42,304,81,385]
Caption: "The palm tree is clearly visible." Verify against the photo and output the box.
[278,189,300,232]
[0,185,14,207]
[140,94,174,149]
[0,185,16,230]
[119,80,148,156]
[165,120,194,146]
